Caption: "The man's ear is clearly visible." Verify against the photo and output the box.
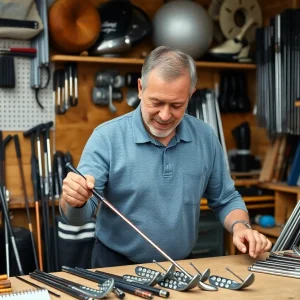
[137,78,143,99]
[191,87,196,97]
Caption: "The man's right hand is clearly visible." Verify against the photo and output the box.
[61,171,95,208]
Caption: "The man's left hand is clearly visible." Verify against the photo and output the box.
[232,227,272,258]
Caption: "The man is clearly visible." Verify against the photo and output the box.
[60,46,272,268]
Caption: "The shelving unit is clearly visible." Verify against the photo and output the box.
[251,224,283,244]
[200,195,275,211]
[51,54,257,70]
[259,182,300,225]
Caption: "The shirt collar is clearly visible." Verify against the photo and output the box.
[132,105,193,144]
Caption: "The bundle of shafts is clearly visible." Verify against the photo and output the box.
[272,201,300,251]
[248,252,300,279]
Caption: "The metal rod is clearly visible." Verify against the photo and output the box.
[0,188,24,275]
[30,272,88,300]
[66,163,194,279]
[23,128,44,270]
[153,261,167,272]
[16,276,60,297]
[45,122,59,271]
[63,266,154,299]
[37,126,51,272]
[225,267,244,282]
[249,265,300,279]
[13,135,39,269]
[189,262,203,276]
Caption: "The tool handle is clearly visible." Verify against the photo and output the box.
[13,135,21,158]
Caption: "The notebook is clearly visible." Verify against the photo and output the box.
[0,289,51,299]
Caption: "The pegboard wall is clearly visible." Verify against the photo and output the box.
[0,39,54,131]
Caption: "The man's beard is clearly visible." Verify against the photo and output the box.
[144,116,184,138]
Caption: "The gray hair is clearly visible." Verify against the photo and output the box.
[141,46,197,95]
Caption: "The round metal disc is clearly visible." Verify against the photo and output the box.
[219,0,262,43]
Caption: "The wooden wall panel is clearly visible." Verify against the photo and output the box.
[259,0,299,25]
[4,0,291,204]
[55,64,217,166]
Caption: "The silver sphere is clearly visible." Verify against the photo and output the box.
[153,0,213,59]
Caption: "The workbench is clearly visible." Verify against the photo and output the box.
[8,253,300,299]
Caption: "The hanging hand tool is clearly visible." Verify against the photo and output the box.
[67,63,78,107]
[72,63,78,107]
[63,68,69,112]
[94,71,125,113]
[13,134,39,270]
[23,125,44,271]
[30,0,50,109]
[55,70,66,115]
[44,121,59,271]
[36,124,51,272]
[208,267,255,290]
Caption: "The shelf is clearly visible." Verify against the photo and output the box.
[251,224,283,238]
[234,179,259,186]
[8,197,59,209]
[51,54,256,70]
[9,195,273,210]
[200,195,275,211]
[259,182,300,194]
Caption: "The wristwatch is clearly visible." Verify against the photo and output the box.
[231,220,251,233]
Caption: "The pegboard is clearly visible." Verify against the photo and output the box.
[0,39,54,131]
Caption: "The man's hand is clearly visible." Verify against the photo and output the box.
[232,224,272,258]
[61,171,95,208]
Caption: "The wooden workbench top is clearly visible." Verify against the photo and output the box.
[8,253,299,299]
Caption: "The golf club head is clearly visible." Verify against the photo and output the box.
[198,280,218,291]
[123,271,162,286]
[209,272,255,290]
[200,268,211,282]
[173,269,217,291]
[159,274,201,291]
[162,264,176,280]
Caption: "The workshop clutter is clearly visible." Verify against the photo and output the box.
[0,0,50,112]
[54,64,78,115]
[186,88,229,171]
[92,69,141,112]
[48,0,101,54]
[0,0,43,40]
[218,71,251,113]
[47,0,260,63]
[0,124,73,276]
[0,274,11,294]
[249,248,300,278]
[272,201,300,251]
[256,9,300,136]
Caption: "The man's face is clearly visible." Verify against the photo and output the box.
[138,69,194,142]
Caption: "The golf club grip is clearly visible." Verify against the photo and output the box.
[65,162,104,201]
[13,135,21,158]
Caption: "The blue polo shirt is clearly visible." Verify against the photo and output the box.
[61,106,247,263]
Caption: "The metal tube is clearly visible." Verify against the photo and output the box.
[249,265,300,279]
[0,188,24,275]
